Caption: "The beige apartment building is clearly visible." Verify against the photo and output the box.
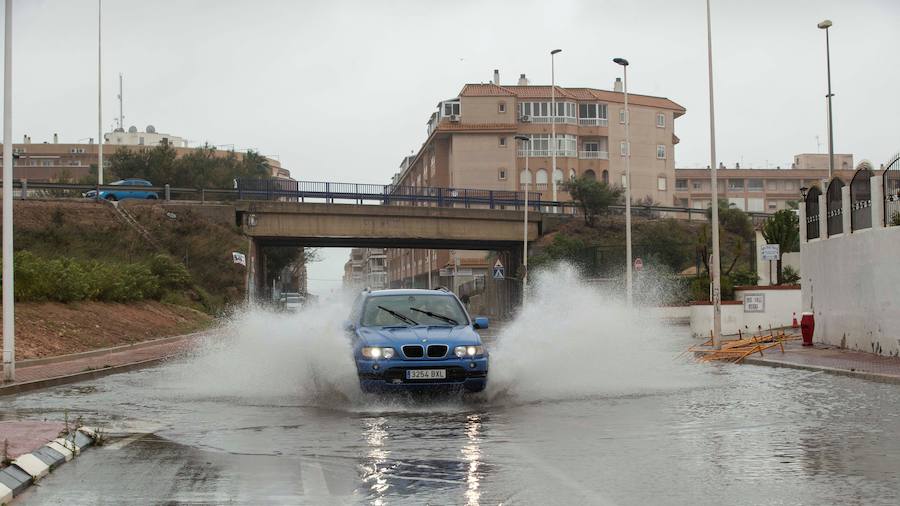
[387,71,685,289]
[674,154,856,212]
[343,248,388,290]
[3,131,289,182]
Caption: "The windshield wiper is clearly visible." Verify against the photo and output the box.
[377,305,418,326]
[409,307,459,326]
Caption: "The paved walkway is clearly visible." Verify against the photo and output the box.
[744,339,900,384]
[1,332,205,396]
[0,421,65,459]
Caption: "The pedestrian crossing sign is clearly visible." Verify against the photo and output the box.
[492,259,505,280]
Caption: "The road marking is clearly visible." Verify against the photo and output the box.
[299,458,331,498]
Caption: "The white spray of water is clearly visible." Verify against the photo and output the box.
[159,264,700,409]
[486,264,700,403]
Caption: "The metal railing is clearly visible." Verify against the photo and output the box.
[517,149,577,158]
[850,167,873,231]
[805,186,822,240]
[3,179,775,224]
[578,150,609,160]
[527,116,577,125]
[826,178,844,236]
[884,154,900,227]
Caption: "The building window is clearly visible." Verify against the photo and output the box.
[499,136,507,147]
[675,179,688,190]
[748,179,764,192]
[693,181,702,190]
[767,180,779,191]
[621,174,628,187]
[535,169,549,185]
[658,176,667,191]
[139,136,145,145]
[656,112,666,128]
[768,201,778,211]
[498,168,507,180]
[784,181,796,191]
[620,141,629,157]
[619,108,626,124]
[601,170,608,184]
[656,145,666,159]
[443,101,460,116]
[728,179,744,191]
[498,102,506,113]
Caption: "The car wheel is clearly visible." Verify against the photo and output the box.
[105,194,118,202]
[146,194,158,200]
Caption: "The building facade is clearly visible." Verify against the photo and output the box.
[674,154,856,212]
[386,72,685,289]
[343,248,388,290]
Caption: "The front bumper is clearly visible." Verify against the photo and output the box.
[356,356,488,392]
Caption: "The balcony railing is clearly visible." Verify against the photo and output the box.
[517,149,577,158]
[578,150,609,160]
[525,116,577,125]
[578,118,609,127]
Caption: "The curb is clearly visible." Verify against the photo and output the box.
[0,427,98,505]
[743,357,900,385]
[0,354,182,398]
[16,330,210,368]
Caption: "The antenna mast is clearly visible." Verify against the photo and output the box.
[117,73,124,130]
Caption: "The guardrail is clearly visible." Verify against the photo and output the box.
[2,179,774,223]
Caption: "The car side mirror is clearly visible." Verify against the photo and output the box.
[343,320,356,332]
[473,317,489,329]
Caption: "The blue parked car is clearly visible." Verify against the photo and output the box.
[347,288,489,393]
[83,179,158,201]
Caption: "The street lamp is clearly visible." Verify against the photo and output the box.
[705,0,723,349]
[97,0,104,186]
[818,19,834,182]
[515,134,531,308]
[2,0,13,382]
[550,49,562,206]
[613,57,633,308]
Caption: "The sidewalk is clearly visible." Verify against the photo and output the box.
[743,339,900,384]
[0,332,207,397]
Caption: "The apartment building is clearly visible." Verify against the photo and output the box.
[387,71,686,289]
[673,154,856,212]
[3,131,289,182]
[343,248,388,290]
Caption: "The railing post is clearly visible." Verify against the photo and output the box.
[841,185,851,234]
[238,180,244,200]
[19,178,26,199]
[489,190,494,209]
[201,188,206,204]
[799,200,807,244]
[164,183,171,201]
[325,182,331,203]
[818,193,827,239]
[437,188,443,207]
[871,175,884,229]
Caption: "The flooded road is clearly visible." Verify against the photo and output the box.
[3,271,900,505]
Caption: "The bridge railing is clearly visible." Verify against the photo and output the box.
[3,179,773,222]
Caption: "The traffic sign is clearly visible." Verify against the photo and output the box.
[492,259,505,280]
[633,257,643,272]
[761,244,780,261]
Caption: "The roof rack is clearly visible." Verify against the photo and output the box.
[434,286,450,292]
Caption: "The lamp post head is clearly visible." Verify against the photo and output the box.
[550,49,562,55]
[817,19,832,29]
[613,57,629,66]
[800,186,809,199]
[514,135,530,142]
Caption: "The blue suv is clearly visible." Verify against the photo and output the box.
[346,289,489,393]
[83,179,158,201]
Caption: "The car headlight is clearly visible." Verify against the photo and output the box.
[454,345,484,358]
[362,347,395,359]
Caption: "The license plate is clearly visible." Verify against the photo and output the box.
[406,369,446,380]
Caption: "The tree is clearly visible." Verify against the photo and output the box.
[761,209,800,284]
[563,176,623,227]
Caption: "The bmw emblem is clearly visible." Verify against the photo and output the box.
[421,338,428,343]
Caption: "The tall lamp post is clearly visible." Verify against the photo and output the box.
[706,0,723,349]
[515,135,531,308]
[550,49,562,206]
[818,19,834,182]
[613,58,633,308]
[2,0,14,382]
[97,0,104,185]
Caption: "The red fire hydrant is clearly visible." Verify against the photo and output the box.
[800,312,815,347]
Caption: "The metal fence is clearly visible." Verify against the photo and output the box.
[850,167,873,231]
[826,178,844,236]
[884,154,900,227]
[806,186,822,239]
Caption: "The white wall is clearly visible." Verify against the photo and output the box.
[690,303,744,337]
[802,226,900,356]
[735,287,801,332]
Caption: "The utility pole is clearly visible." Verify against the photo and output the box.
[117,73,123,130]
[550,49,562,206]
[97,0,104,185]
[818,19,835,182]
[613,58,632,308]
[3,0,15,382]
[706,0,723,349]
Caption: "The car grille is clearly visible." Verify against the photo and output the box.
[384,366,467,383]
[402,345,424,358]
[427,345,448,358]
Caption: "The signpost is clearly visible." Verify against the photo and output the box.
[761,244,780,285]
[492,259,505,280]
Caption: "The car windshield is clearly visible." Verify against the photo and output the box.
[361,294,467,327]
[285,296,301,303]
[110,180,126,186]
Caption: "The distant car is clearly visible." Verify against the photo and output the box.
[83,179,158,201]
[281,293,305,311]
[346,288,489,393]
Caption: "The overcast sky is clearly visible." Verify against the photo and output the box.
[5,0,899,294]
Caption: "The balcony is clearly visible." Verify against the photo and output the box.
[578,118,609,127]
[517,149,577,158]
[579,150,609,160]
[524,116,577,125]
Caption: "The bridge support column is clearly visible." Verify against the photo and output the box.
[247,238,258,304]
